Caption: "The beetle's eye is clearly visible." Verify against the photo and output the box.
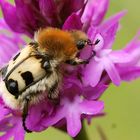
[76,40,86,50]
[41,56,51,70]
[43,61,50,69]
[6,79,19,95]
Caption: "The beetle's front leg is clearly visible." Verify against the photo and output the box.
[66,58,89,66]
[22,96,32,133]
[47,82,60,104]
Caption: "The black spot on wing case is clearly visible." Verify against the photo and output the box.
[5,79,19,99]
[21,71,34,86]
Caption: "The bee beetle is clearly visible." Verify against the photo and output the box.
[0,28,93,132]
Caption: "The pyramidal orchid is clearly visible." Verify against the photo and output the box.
[82,11,132,87]
[0,0,140,139]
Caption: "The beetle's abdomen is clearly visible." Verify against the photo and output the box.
[3,46,51,99]
[5,56,47,98]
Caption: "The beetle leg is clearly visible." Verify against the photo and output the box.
[47,82,60,104]
[22,96,32,133]
[66,58,89,65]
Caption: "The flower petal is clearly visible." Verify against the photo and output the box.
[93,34,104,51]
[13,120,25,140]
[0,116,25,140]
[80,100,104,115]
[103,57,121,86]
[26,100,54,132]
[0,0,26,34]
[66,111,81,137]
[39,0,59,26]
[124,31,140,52]
[59,0,84,22]
[99,11,127,49]
[15,0,49,37]
[0,19,25,67]
[101,22,119,49]
[109,50,133,63]
[91,0,109,26]
[118,66,140,81]
[42,107,64,128]
[0,106,10,121]
[63,13,82,30]
[82,0,109,31]
[99,10,127,32]
[83,59,104,87]
[0,117,12,132]
[122,31,140,66]
[83,84,108,100]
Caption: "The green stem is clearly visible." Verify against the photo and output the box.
[72,122,89,140]
[97,125,108,140]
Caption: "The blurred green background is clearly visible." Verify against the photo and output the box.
[1,0,140,140]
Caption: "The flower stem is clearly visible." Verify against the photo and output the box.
[97,125,108,140]
[72,122,89,140]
